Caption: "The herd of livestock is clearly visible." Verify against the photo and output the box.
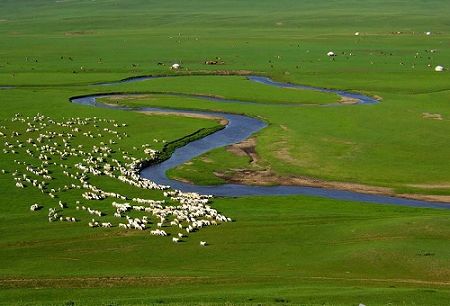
[1,113,231,246]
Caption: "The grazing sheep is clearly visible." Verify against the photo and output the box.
[3,113,230,244]
[30,203,41,211]
[150,229,167,236]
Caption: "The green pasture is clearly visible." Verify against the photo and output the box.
[109,84,450,195]
[2,195,450,305]
[1,0,450,305]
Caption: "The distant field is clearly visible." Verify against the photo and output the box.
[1,0,450,305]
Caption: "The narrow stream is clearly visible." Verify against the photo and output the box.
[68,75,449,209]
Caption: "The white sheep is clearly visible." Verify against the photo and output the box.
[30,204,41,211]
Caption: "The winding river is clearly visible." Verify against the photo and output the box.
[67,75,450,209]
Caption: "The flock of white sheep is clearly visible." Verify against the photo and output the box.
[1,113,230,246]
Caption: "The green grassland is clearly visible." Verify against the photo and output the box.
[111,83,450,196]
[1,0,450,305]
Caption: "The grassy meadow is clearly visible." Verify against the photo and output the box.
[1,0,450,305]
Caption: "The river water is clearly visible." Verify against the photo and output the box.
[67,75,449,209]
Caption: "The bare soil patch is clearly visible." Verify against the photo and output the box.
[217,138,450,203]
[200,156,214,163]
[217,168,393,194]
[373,95,383,101]
[398,193,450,203]
[340,96,360,104]
[170,176,195,184]
[217,168,450,203]
[422,112,444,120]
[406,183,450,189]
[0,276,212,289]
[140,111,228,125]
[226,137,259,164]
[106,95,151,101]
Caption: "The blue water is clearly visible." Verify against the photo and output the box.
[67,75,450,209]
